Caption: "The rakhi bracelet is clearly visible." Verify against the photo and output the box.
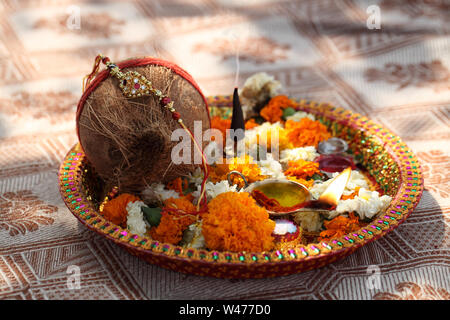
[100,54,181,122]
[82,54,210,211]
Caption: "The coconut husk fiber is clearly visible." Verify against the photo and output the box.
[76,57,210,194]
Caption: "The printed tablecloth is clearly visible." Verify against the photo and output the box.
[0,0,448,300]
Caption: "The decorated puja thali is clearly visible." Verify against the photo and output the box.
[59,56,423,279]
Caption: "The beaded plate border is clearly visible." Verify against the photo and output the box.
[59,96,423,278]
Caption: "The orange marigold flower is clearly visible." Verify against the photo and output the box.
[245,118,259,130]
[209,155,267,189]
[210,115,231,145]
[284,159,321,180]
[260,103,283,123]
[150,196,197,245]
[101,193,141,227]
[163,196,197,211]
[166,177,189,195]
[318,212,361,241]
[285,118,331,148]
[260,95,298,123]
[286,176,315,189]
[202,192,275,252]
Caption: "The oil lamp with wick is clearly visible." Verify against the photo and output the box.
[228,167,352,216]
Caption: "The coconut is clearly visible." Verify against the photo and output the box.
[76,57,210,194]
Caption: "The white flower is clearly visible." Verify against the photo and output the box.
[309,170,370,199]
[256,153,285,179]
[280,146,319,163]
[273,220,297,235]
[244,121,284,149]
[224,126,270,158]
[142,183,179,203]
[341,170,369,196]
[126,201,147,236]
[241,72,281,101]
[187,167,204,186]
[192,180,240,201]
[239,73,282,119]
[204,141,223,164]
[292,211,322,232]
[182,221,206,249]
[286,111,315,122]
[334,188,392,220]
[242,72,281,95]
[309,180,329,200]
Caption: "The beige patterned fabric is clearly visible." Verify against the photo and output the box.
[0,0,449,300]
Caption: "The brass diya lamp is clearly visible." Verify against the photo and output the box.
[244,178,311,216]
[227,167,352,216]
